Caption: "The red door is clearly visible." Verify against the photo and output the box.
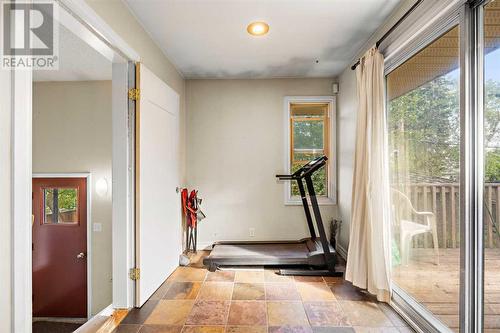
[32,177,87,317]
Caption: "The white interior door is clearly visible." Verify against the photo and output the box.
[136,64,181,306]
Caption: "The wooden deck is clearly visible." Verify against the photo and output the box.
[393,248,500,332]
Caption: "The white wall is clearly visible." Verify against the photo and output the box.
[32,81,112,315]
[186,78,339,245]
[0,65,12,333]
[85,0,187,184]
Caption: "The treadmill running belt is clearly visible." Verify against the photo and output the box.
[209,243,310,259]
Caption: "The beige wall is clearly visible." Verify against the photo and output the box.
[335,0,418,253]
[85,0,187,183]
[337,67,357,252]
[33,81,112,315]
[186,79,339,245]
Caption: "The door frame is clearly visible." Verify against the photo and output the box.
[384,6,463,332]
[9,0,140,331]
[32,173,92,319]
[381,0,489,332]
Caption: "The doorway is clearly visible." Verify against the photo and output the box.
[7,1,139,331]
[32,176,88,318]
[31,6,114,331]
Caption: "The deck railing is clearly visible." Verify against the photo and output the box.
[396,183,500,248]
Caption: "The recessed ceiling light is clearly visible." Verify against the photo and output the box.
[247,21,269,36]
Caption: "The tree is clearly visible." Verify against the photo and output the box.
[388,75,460,182]
[45,188,78,223]
[485,80,500,182]
[291,119,327,196]
[389,75,500,183]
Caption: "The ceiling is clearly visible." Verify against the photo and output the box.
[124,0,401,79]
[34,24,111,82]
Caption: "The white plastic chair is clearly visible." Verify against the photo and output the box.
[392,189,439,266]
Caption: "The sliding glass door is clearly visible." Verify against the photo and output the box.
[385,0,500,331]
[387,25,461,332]
[483,1,500,331]
[386,0,500,332]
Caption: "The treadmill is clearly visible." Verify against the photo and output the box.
[203,156,342,276]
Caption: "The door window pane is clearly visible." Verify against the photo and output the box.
[43,188,79,224]
[387,26,460,331]
[483,1,500,331]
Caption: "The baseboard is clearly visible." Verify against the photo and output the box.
[97,304,115,317]
[336,243,348,260]
[74,304,129,333]
[73,315,108,333]
[33,317,86,324]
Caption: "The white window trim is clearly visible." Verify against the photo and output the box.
[283,96,337,206]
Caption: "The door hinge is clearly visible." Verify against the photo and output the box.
[128,88,140,101]
[129,267,140,280]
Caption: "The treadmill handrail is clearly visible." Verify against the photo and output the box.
[276,175,295,180]
[275,155,328,241]
[275,155,328,180]
[302,158,327,178]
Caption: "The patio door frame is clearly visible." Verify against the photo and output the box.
[384,6,463,331]
[461,2,485,331]
[382,0,490,332]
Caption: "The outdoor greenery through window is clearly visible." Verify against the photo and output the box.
[44,188,79,224]
[290,103,329,196]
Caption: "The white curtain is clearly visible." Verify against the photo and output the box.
[345,47,392,302]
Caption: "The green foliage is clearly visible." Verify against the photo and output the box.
[291,162,327,197]
[388,75,460,181]
[58,189,77,210]
[293,120,324,149]
[486,150,500,182]
[485,80,500,148]
[45,188,77,213]
[291,117,328,196]
[485,80,500,183]
[389,75,500,183]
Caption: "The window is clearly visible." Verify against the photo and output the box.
[43,187,79,224]
[285,96,336,205]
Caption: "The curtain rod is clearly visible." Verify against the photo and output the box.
[350,0,424,71]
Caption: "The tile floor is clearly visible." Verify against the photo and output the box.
[113,252,414,333]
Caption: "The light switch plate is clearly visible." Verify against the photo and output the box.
[93,223,102,232]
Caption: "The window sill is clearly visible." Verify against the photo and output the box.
[285,197,337,206]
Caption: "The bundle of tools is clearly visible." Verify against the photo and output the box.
[181,189,205,253]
